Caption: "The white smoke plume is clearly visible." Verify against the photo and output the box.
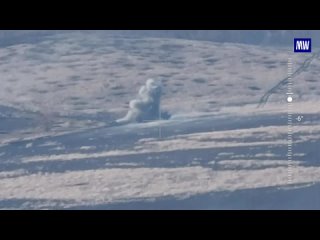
[116,79,165,124]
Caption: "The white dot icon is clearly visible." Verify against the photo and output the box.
[287,96,293,103]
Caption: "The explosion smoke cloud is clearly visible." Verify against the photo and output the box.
[116,79,164,124]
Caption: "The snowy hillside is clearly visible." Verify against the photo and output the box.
[1,31,320,209]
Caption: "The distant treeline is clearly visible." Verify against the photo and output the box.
[1,30,320,47]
